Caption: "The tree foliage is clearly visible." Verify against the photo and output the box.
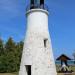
[0,38,4,55]
[0,37,23,73]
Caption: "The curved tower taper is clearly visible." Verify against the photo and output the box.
[19,0,57,75]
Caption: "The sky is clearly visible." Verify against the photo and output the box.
[0,0,75,59]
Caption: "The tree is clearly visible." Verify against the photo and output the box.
[0,54,7,73]
[15,41,23,71]
[0,37,24,73]
[0,38,4,55]
[5,37,16,52]
[4,37,16,72]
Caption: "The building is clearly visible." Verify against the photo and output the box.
[56,54,73,73]
[56,54,71,66]
[19,0,57,75]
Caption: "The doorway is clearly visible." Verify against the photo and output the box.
[26,65,31,75]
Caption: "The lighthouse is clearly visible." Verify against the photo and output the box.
[19,0,57,75]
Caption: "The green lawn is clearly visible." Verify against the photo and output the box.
[58,73,64,75]
[0,73,15,75]
[0,65,75,75]
[58,73,75,75]
[0,73,18,75]
[0,73,66,75]
[0,73,75,75]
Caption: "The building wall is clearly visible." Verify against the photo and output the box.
[19,9,57,75]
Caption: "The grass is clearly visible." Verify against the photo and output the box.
[0,73,64,75]
[0,73,75,75]
[0,65,75,75]
[0,72,74,75]
[58,73,75,75]
[0,72,18,75]
[57,74,65,75]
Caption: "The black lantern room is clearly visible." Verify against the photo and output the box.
[27,0,48,11]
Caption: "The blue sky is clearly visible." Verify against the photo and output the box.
[0,0,75,59]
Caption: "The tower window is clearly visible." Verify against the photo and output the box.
[40,0,44,5]
[31,0,34,5]
[30,0,34,9]
[34,0,40,5]
[44,39,48,47]
[26,65,31,75]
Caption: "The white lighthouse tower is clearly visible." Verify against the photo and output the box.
[19,0,57,75]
